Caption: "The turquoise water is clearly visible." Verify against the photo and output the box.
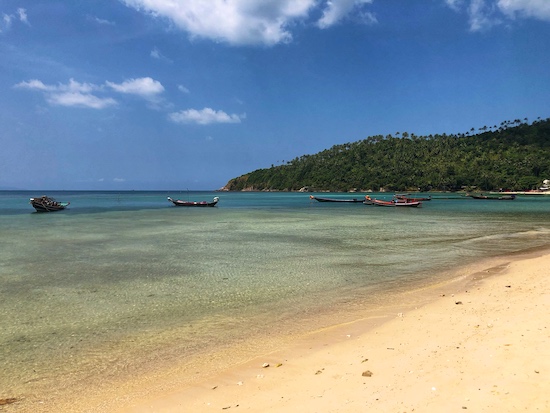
[1,191,549,411]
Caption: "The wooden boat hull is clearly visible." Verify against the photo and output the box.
[395,194,432,202]
[310,195,364,203]
[373,200,422,207]
[30,197,69,212]
[366,197,422,207]
[468,194,516,200]
[167,196,219,207]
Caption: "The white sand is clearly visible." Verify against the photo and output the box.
[120,251,550,413]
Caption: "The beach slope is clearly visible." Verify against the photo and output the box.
[123,252,550,413]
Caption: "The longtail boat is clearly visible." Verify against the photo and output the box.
[395,194,432,202]
[167,196,219,207]
[365,196,422,207]
[310,195,364,203]
[467,193,516,200]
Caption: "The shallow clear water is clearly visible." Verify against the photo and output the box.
[1,191,549,410]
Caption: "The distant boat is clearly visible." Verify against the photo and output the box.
[30,196,70,212]
[167,196,219,207]
[395,194,432,202]
[467,193,516,200]
[309,195,364,203]
[365,196,422,207]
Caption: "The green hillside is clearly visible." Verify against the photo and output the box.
[225,117,550,192]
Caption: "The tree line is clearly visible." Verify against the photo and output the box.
[224,117,550,192]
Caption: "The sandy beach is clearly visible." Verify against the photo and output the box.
[117,250,550,413]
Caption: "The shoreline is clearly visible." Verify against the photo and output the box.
[4,248,548,412]
[114,248,550,413]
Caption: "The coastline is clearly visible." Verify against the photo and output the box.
[3,192,549,413]
[115,248,550,413]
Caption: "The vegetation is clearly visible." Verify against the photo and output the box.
[225,117,550,192]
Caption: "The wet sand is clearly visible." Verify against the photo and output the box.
[119,250,550,413]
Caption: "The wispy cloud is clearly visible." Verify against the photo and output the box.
[444,0,550,31]
[317,0,376,29]
[14,79,52,91]
[14,78,117,109]
[445,0,464,11]
[47,92,117,109]
[169,108,245,125]
[178,85,190,94]
[150,47,173,63]
[1,7,29,33]
[468,0,500,31]
[121,0,376,46]
[497,0,550,21]
[97,178,126,183]
[15,77,165,109]
[106,77,165,98]
[17,8,29,25]
[150,48,161,59]
[89,15,116,26]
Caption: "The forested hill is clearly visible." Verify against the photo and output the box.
[224,118,550,192]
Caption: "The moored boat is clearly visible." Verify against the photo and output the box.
[365,196,422,207]
[467,193,516,200]
[30,196,70,212]
[310,195,364,203]
[395,194,432,202]
[167,196,219,207]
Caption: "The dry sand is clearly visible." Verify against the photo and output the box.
[120,250,550,413]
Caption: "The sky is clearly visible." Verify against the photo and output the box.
[1,0,549,190]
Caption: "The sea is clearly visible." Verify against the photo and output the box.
[1,190,549,412]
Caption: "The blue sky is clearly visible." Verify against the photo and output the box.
[1,0,549,190]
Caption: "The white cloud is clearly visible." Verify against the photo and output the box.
[122,0,315,45]
[1,7,29,32]
[445,0,464,11]
[15,78,117,109]
[2,14,12,32]
[178,85,190,94]
[169,107,245,125]
[317,0,375,29]
[468,0,500,31]
[445,0,550,31]
[106,77,165,97]
[17,8,29,24]
[47,92,117,109]
[15,78,98,93]
[150,47,161,59]
[356,10,378,25]
[121,0,374,46]
[150,47,173,63]
[15,77,168,109]
[497,0,550,21]
[65,78,98,93]
[15,79,53,91]
[91,15,116,25]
